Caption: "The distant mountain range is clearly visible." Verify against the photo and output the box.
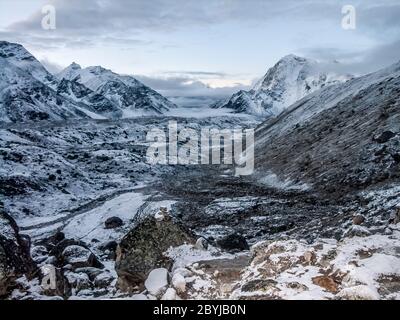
[0,41,176,123]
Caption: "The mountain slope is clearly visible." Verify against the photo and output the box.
[254,60,400,196]
[0,56,96,123]
[214,55,352,116]
[0,41,177,123]
[58,63,177,116]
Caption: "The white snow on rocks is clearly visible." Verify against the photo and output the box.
[144,268,169,297]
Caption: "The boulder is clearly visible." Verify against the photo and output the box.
[61,245,102,270]
[343,225,372,238]
[389,208,400,225]
[104,217,124,229]
[162,288,178,300]
[115,215,194,292]
[216,234,249,252]
[145,268,169,297]
[94,272,115,289]
[195,237,209,250]
[352,215,366,226]
[374,131,396,144]
[171,273,186,293]
[0,206,36,297]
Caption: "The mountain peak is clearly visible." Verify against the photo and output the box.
[215,54,352,117]
[69,62,82,70]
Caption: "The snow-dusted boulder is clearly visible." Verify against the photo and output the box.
[61,245,101,270]
[145,268,169,297]
[338,285,380,300]
[172,273,186,293]
[115,215,194,292]
[162,288,178,300]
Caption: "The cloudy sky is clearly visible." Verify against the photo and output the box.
[0,0,399,105]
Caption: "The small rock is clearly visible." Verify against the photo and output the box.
[337,285,380,300]
[61,245,102,270]
[64,271,92,292]
[162,288,177,300]
[172,273,186,293]
[74,267,104,281]
[145,268,169,297]
[94,272,114,289]
[173,268,192,278]
[389,208,400,225]
[303,250,317,264]
[195,237,209,250]
[374,131,396,144]
[343,225,372,238]
[104,217,124,229]
[383,227,393,235]
[352,215,366,226]
[312,275,339,293]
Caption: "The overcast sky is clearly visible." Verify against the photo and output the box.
[0,0,399,104]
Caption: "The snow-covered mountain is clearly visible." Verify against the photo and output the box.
[0,41,176,123]
[254,58,400,194]
[0,42,99,123]
[57,63,177,117]
[213,54,353,116]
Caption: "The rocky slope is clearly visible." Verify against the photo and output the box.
[213,55,352,116]
[253,59,400,197]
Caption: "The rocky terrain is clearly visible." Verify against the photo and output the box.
[0,42,399,300]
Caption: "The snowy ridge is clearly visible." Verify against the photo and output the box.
[0,41,176,123]
[57,63,177,116]
[214,54,352,117]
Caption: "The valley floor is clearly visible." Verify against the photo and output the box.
[1,111,399,300]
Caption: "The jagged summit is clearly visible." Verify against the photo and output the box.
[57,63,177,115]
[214,54,353,117]
[0,41,55,86]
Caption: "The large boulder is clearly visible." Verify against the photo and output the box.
[61,245,102,270]
[0,204,36,297]
[216,233,250,252]
[115,213,194,292]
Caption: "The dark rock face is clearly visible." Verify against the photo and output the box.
[115,215,195,292]
[374,131,396,144]
[0,204,36,297]
[216,234,250,252]
[104,217,124,229]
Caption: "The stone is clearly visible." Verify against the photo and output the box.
[374,131,396,144]
[61,245,102,270]
[337,285,380,300]
[94,272,115,289]
[241,279,278,292]
[216,234,249,252]
[352,215,366,226]
[172,273,186,293]
[162,288,177,300]
[0,207,36,297]
[74,267,104,281]
[145,268,169,297]
[104,217,124,229]
[115,216,194,291]
[195,237,209,250]
[312,275,339,293]
[343,225,371,238]
[389,208,400,225]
